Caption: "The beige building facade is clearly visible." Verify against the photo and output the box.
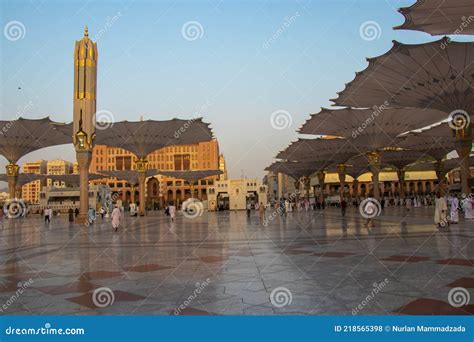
[21,160,47,204]
[207,178,268,211]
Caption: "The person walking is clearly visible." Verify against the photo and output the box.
[44,207,51,224]
[259,202,266,224]
[68,208,74,223]
[168,202,176,222]
[434,193,448,228]
[111,205,121,232]
[340,198,347,217]
[363,194,376,228]
[246,202,252,218]
[74,207,79,217]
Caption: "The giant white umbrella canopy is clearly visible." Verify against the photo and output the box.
[94,118,213,158]
[0,173,47,186]
[159,170,222,183]
[332,39,474,116]
[276,138,362,163]
[92,118,213,215]
[265,161,329,180]
[332,39,474,194]
[159,170,222,200]
[299,107,446,151]
[0,117,72,164]
[0,117,72,199]
[266,161,329,199]
[99,169,160,186]
[394,0,474,36]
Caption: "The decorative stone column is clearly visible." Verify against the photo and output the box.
[73,27,98,224]
[337,164,346,199]
[136,158,148,216]
[305,177,311,200]
[76,150,92,222]
[353,178,359,202]
[5,163,19,200]
[434,160,446,196]
[367,152,381,199]
[396,169,406,199]
[316,171,325,205]
[131,185,136,203]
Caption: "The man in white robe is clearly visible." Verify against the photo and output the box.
[434,193,448,228]
[111,205,122,232]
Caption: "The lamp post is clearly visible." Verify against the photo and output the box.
[5,163,19,200]
[73,27,98,223]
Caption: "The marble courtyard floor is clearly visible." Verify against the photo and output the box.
[0,207,473,316]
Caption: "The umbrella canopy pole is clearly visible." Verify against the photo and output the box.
[337,164,346,201]
[136,158,148,216]
[77,151,92,223]
[6,163,19,200]
[396,170,406,199]
[455,138,472,196]
[367,152,381,200]
[317,171,325,206]
[434,160,446,196]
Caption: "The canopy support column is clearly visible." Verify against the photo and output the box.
[304,176,311,200]
[337,164,346,200]
[455,137,472,196]
[367,152,381,200]
[434,160,446,196]
[6,163,19,200]
[353,179,359,202]
[396,169,406,199]
[76,150,91,224]
[317,171,325,207]
[136,158,148,216]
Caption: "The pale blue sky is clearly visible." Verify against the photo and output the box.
[1,0,473,182]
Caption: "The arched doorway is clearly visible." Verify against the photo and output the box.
[176,189,182,207]
[147,177,160,209]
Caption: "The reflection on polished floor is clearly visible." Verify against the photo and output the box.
[0,207,473,315]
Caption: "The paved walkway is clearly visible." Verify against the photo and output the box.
[0,206,472,315]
